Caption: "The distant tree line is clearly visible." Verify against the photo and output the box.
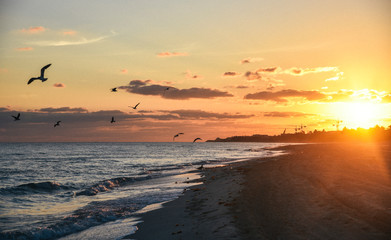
[207,125,391,143]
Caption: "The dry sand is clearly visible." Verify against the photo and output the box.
[127,143,391,240]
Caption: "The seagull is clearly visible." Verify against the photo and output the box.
[111,88,117,92]
[27,64,52,85]
[111,116,115,123]
[54,121,61,127]
[129,102,140,110]
[193,137,202,143]
[12,113,21,121]
[173,132,184,141]
[162,87,170,96]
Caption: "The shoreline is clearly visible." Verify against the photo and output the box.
[127,143,391,240]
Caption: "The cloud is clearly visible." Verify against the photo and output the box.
[118,80,233,100]
[285,67,338,76]
[256,67,280,73]
[325,72,344,82]
[382,94,391,103]
[120,69,128,74]
[53,83,66,88]
[185,70,203,80]
[30,32,116,47]
[244,71,262,81]
[157,52,188,57]
[21,26,46,34]
[37,107,88,113]
[16,47,33,51]
[240,57,263,64]
[222,72,241,78]
[244,88,391,104]
[244,89,326,103]
[263,111,316,118]
[159,110,254,120]
[62,30,77,36]
[0,68,7,73]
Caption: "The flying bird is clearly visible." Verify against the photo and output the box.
[162,87,170,96]
[129,102,140,110]
[27,64,52,85]
[111,88,117,92]
[111,116,115,123]
[54,121,61,127]
[193,137,202,143]
[12,113,21,121]
[173,132,184,141]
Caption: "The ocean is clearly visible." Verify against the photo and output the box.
[0,142,287,240]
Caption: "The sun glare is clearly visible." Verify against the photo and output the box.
[333,102,384,129]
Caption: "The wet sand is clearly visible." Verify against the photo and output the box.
[127,143,391,240]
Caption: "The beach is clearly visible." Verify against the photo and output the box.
[128,143,391,240]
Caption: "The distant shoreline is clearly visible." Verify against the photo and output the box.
[207,126,391,143]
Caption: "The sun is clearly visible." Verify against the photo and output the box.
[332,102,384,129]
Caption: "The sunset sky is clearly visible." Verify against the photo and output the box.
[0,0,390,142]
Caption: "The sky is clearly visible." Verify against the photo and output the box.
[0,0,390,142]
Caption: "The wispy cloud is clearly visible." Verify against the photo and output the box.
[62,30,77,36]
[285,67,338,76]
[244,89,326,103]
[157,52,188,57]
[36,107,88,113]
[325,72,344,81]
[16,47,33,51]
[30,32,116,47]
[263,111,316,118]
[240,57,263,64]
[120,69,128,74]
[20,26,46,34]
[53,83,66,88]
[244,88,391,104]
[118,80,233,100]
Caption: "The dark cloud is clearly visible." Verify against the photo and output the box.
[240,57,263,64]
[257,67,279,73]
[159,110,254,120]
[223,72,241,77]
[244,71,261,81]
[37,107,88,113]
[244,89,326,103]
[118,80,233,100]
[263,111,316,118]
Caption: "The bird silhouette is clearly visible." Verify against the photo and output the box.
[173,132,184,141]
[162,87,170,96]
[12,113,21,121]
[193,137,202,143]
[129,102,140,109]
[111,116,115,123]
[54,121,61,127]
[111,88,117,92]
[27,64,52,85]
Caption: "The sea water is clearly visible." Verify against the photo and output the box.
[0,142,287,240]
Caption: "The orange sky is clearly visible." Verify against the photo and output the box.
[0,0,390,142]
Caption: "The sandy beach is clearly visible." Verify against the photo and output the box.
[128,143,391,240]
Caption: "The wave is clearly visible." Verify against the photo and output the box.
[0,181,72,195]
[0,197,144,240]
[76,176,152,196]
[0,190,177,240]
